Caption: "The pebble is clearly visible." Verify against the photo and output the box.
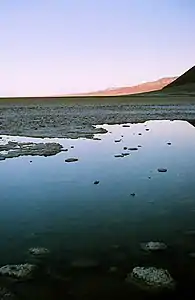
[115,139,121,143]
[128,147,138,151]
[114,154,124,158]
[130,193,136,197]
[158,168,167,173]
[122,124,130,127]
[94,181,100,185]
[65,158,78,163]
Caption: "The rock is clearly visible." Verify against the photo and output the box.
[141,241,167,252]
[0,263,36,279]
[71,258,99,268]
[138,133,142,135]
[62,148,68,152]
[138,145,142,148]
[70,146,74,149]
[0,156,6,161]
[29,247,50,256]
[167,142,171,145]
[121,153,130,156]
[0,142,63,159]
[158,168,167,173]
[0,287,16,300]
[114,154,124,158]
[128,147,138,151]
[145,129,150,131]
[123,147,128,150]
[148,176,151,179]
[94,181,100,185]
[130,193,136,197]
[122,124,130,127]
[65,158,78,163]
[93,138,101,141]
[114,139,121,143]
[126,267,175,291]
[30,160,32,163]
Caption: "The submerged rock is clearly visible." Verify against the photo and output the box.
[138,133,142,135]
[123,147,128,150]
[29,247,50,256]
[122,124,130,127]
[145,128,150,131]
[158,168,167,173]
[0,287,16,300]
[167,142,172,145]
[121,153,130,156]
[65,158,78,163]
[126,267,175,291]
[0,263,36,279]
[130,193,136,197]
[141,241,167,252]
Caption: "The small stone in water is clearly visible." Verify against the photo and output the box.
[167,142,171,145]
[141,241,167,251]
[145,128,150,131]
[130,193,136,197]
[65,158,78,163]
[94,181,100,185]
[115,139,121,143]
[128,147,138,151]
[70,146,74,149]
[138,133,142,135]
[138,145,142,148]
[121,153,129,156]
[29,247,50,256]
[122,124,130,127]
[123,147,128,150]
[114,154,124,158]
[158,168,167,173]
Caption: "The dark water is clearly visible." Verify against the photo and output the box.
[1,120,195,299]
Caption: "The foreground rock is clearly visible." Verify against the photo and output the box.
[29,247,50,256]
[0,263,36,279]
[141,241,167,252]
[126,267,175,291]
[0,287,16,300]
[0,141,63,160]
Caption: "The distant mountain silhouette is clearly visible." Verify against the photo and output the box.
[163,66,195,92]
[80,77,177,96]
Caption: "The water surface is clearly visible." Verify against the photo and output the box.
[0,120,195,265]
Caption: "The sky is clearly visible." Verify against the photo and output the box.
[0,0,195,97]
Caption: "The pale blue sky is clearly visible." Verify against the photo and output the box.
[0,0,195,97]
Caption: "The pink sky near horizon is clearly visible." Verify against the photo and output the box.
[0,0,195,97]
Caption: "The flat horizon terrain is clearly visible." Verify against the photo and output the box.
[1,94,195,139]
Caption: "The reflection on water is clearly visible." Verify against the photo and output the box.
[1,120,195,298]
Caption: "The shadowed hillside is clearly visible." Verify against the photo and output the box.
[163,66,195,92]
